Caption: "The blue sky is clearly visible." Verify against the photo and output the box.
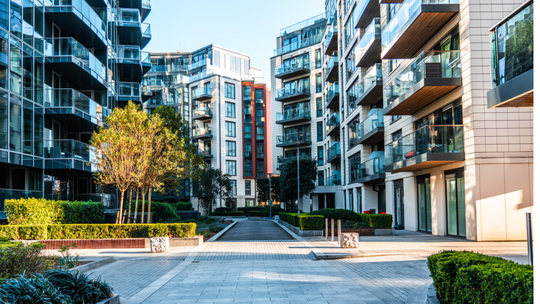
[144,0,325,82]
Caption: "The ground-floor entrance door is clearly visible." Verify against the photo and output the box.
[417,175,432,232]
[394,180,404,229]
[445,169,466,237]
[378,185,386,213]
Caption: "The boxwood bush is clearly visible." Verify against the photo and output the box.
[0,223,196,240]
[310,208,360,221]
[5,198,105,225]
[427,251,533,304]
[176,202,192,211]
[298,215,324,230]
[209,212,244,216]
[358,214,393,229]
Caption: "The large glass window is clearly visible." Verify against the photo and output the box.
[225,102,235,118]
[243,105,252,123]
[225,83,235,99]
[226,141,236,156]
[343,13,356,49]
[23,106,31,154]
[225,121,235,137]
[9,102,21,152]
[316,73,322,93]
[226,160,236,176]
[244,125,252,139]
[10,0,22,38]
[245,181,251,196]
[257,162,264,177]
[346,48,356,82]
[34,111,42,156]
[0,95,7,149]
[418,175,432,233]
[0,37,7,90]
[316,49,321,68]
[255,88,264,104]
[317,122,323,141]
[318,147,323,166]
[256,126,264,140]
[231,180,237,195]
[243,85,251,101]
[349,153,360,183]
[244,143,252,158]
[0,0,8,31]
[256,143,264,158]
[316,97,322,117]
[446,169,466,237]
[244,161,252,176]
[348,117,360,149]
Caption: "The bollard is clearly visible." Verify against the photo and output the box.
[338,219,342,246]
[325,218,328,239]
[526,213,533,265]
[331,219,334,242]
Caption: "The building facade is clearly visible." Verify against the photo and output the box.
[271,0,533,241]
[0,0,152,209]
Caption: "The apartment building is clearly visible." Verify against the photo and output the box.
[272,0,533,241]
[0,0,152,209]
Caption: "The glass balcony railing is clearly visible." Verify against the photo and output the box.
[193,127,212,137]
[276,107,310,122]
[383,51,461,109]
[116,45,148,64]
[142,0,151,8]
[327,142,340,160]
[279,13,326,36]
[276,58,310,75]
[118,8,140,24]
[198,148,213,157]
[352,0,376,28]
[326,172,342,186]
[149,65,188,73]
[44,38,107,84]
[192,87,212,99]
[142,23,151,37]
[44,88,107,124]
[276,84,310,100]
[326,112,340,129]
[355,18,380,61]
[356,63,382,102]
[274,33,324,56]
[0,189,42,210]
[326,83,339,107]
[46,0,107,44]
[44,139,92,162]
[358,156,385,179]
[359,109,383,138]
[188,59,210,71]
[381,0,458,53]
[117,82,141,98]
[193,107,212,117]
[384,125,464,167]
[276,132,311,145]
[324,30,336,52]
[325,55,338,76]
[141,79,164,87]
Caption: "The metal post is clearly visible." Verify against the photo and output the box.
[526,213,533,265]
[297,143,300,215]
[331,219,334,242]
[338,219,342,246]
[325,218,328,239]
[268,173,273,220]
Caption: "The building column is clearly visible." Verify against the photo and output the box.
[403,176,417,231]
[385,180,394,222]
[363,185,378,213]
[431,168,446,236]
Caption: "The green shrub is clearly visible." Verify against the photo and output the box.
[0,273,71,303]
[0,242,56,279]
[214,207,233,212]
[238,206,285,216]
[0,223,196,240]
[285,213,299,227]
[278,212,287,221]
[176,202,192,211]
[427,251,532,304]
[151,202,180,223]
[298,215,324,230]
[341,220,369,228]
[5,199,105,225]
[45,270,112,304]
[209,212,244,216]
[358,214,393,229]
[310,208,360,221]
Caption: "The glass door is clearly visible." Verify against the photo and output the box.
[417,175,431,232]
[394,180,404,229]
[445,169,466,237]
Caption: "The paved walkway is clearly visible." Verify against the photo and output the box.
[218,219,293,241]
[79,219,528,304]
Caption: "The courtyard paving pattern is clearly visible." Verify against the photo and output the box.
[84,219,528,304]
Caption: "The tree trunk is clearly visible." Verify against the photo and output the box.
[147,188,152,224]
[134,188,140,223]
[140,187,146,224]
[127,188,133,224]
[118,190,125,224]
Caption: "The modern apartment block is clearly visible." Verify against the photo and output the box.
[272,0,533,241]
[0,0,152,209]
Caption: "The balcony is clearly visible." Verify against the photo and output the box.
[44,88,106,131]
[193,128,212,140]
[276,132,311,147]
[384,125,464,173]
[381,0,459,59]
[275,59,310,80]
[355,18,381,67]
[324,30,338,55]
[353,0,381,29]
[383,51,462,115]
[274,33,324,56]
[44,139,94,172]
[326,112,340,137]
[116,45,151,82]
[192,87,212,101]
[276,107,311,125]
[326,171,342,186]
[45,0,108,50]
[358,109,384,144]
[148,65,187,73]
[117,82,141,103]
[188,59,210,71]
[116,9,151,48]
[118,0,151,20]
[325,83,339,109]
[356,63,383,106]
[193,107,212,120]
[45,38,107,90]
[198,148,213,159]
[325,56,339,83]
[275,85,310,102]
[358,155,385,183]
[487,2,533,108]
[327,142,341,164]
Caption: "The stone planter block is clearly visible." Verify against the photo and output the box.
[340,233,359,248]
[150,236,169,253]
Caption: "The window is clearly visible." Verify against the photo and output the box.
[226,141,236,156]
[316,97,322,117]
[347,85,357,115]
[391,115,401,124]
[283,77,309,94]
[246,199,254,207]
[243,85,251,101]
[245,180,251,195]
[226,102,235,118]
[225,83,235,99]
[226,161,236,176]
[244,143,252,158]
[318,147,324,166]
[316,49,321,68]
[256,144,264,159]
[348,117,360,149]
[349,153,360,183]
[256,127,264,140]
[316,73,322,93]
[231,180,237,195]
[349,190,353,211]
[346,49,356,82]
[244,106,252,123]
[344,13,356,49]
[255,89,264,104]
[225,121,236,137]
[317,122,323,141]
[244,125,252,139]
[357,188,362,213]
[318,171,324,186]
[257,162,265,177]
[244,161,252,176]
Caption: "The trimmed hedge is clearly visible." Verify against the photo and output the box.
[427,251,533,304]
[358,214,393,229]
[310,208,360,221]
[298,215,324,230]
[209,212,244,216]
[238,206,286,216]
[0,223,197,240]
[176,202,192,211]
[5,198,105,225]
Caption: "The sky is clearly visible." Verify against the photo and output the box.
[144,0,325,82]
